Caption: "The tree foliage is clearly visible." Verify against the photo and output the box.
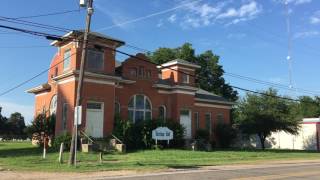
[25,114,56,144]
[148,43,238,101]
[235,88,301,149]
[0,107,27,139]
[298,96,320,118]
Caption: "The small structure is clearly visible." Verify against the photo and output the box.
[269,118,320,151]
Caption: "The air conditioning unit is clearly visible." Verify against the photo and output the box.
[80,0,87,7]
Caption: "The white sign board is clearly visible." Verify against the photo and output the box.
[74,106,82,125]
[152,127,173,145]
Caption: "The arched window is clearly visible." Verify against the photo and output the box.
[49,95,57,115]
[158,105,166,122]
[128,94,152,123]
[115,102,121,115]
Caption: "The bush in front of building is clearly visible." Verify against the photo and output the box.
[194,129,211,151]
[113,117,185,150]
[52,132,72,151]
[215,123,237,148]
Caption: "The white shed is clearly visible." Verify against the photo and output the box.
[268,118,320,151]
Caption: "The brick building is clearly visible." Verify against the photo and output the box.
[27,31,233,139]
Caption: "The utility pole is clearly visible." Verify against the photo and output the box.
[69,0,94,166]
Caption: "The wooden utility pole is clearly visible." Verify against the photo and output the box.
[69,0,94,166]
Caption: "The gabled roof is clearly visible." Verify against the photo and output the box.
[51,30,125,47]
[160,59,201,69]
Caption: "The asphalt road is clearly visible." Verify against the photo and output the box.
[100,161,320,180]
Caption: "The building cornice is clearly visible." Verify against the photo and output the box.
[26,83,51,94]
[52,70,135,84]
[159,60,201,69]
[153,84,198,91]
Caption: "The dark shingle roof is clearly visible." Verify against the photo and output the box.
[195,89,231,103]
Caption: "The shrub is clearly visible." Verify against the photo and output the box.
[215,123,237,148]
[52,132,72,151]
[195,129,210,151]
[113,118,185,150]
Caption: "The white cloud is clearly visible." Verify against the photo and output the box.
[157,19,164,27]
[217,1,261,19]
[293,31,320,38]
[227,33,247,39]
[0,101,34,124]
[275,0,312,5]
[293,0,312,5]
[168,14,177,23]
[179,0,262,28]
[95,3,134,30]
[310,11,320,24]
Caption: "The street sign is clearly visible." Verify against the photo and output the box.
[152,127,173,145]
[74,106,82,125]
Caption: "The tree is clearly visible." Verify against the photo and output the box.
[25,114,55,145]
[148,43,238,101]
[8,112,26,137]
[235,88,301,149]
[298,96,320,118]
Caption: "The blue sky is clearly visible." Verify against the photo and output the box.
[0,0,319,123]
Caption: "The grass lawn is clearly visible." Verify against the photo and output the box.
[0,141,320,172]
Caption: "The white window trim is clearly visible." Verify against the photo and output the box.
[182,74,190,84]
[128,95,152,123]
[49,95,57,115]
[63,49,72,72]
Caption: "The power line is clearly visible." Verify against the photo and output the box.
[0,24,62,40]
[0,24,317,102]
[121,43,320,96]
[0,52,77,97]
[0,45,51,49]
[12,9,81,20]
[104,45,305,102]
[0,16,71,33]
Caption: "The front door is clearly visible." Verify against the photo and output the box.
[180,109,191,139]
[85,102,104,138]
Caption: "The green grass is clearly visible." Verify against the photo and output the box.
[1,142,320,172]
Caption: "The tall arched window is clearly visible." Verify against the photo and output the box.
[128,94,152,123]
[49,95,57,115]
[158,106,166,122]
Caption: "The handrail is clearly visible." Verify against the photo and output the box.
[111,134,123,144]
[80,131,94,144]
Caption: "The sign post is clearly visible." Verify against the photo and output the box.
[73,106,82,166]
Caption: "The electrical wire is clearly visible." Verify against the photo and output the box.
[12,9,81,20]
[0,16,71,33]
[0,52,77,97]
[0,24,318,102]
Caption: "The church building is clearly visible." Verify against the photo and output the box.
[27,31,233,139]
